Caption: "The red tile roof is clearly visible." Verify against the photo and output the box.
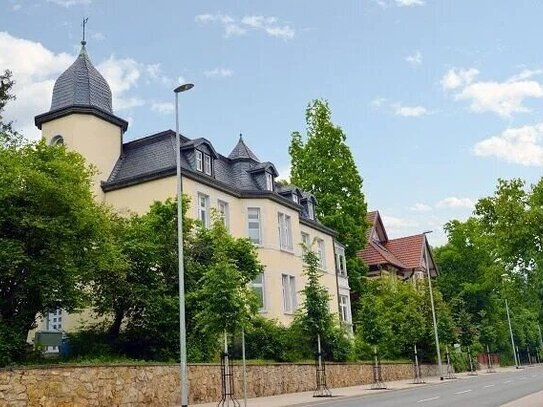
[358,241,406,269]
[359,210,435,274]
[385,234,425,269]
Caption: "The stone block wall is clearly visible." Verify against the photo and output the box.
[0,362,439,406]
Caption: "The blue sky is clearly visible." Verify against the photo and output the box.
[2,0,543,245]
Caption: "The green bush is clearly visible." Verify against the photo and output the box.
[66,329,116,359]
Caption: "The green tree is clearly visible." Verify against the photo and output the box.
[90,201,263,362]
[295,244,339,364]
[289,99,368,308]
[0,70,22,148]
[193,214,260,347]
[0,137,121,366]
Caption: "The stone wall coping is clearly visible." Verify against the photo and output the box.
[0,360,416,372]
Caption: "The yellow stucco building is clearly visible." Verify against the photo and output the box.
[31,41,353,343]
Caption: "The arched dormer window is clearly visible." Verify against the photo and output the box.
[50,135,64,146]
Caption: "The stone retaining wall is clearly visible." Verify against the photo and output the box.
[0,362,439,406]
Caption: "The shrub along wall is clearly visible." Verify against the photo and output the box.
[0,362,440,406]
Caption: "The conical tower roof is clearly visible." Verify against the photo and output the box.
[50,43,113,113]
[228,134,260,161]
[35,41,127,132]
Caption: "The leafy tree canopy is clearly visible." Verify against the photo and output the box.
[289,99,368,305]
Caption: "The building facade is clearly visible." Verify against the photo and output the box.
[31,42,352,336]
[358,211,438,280]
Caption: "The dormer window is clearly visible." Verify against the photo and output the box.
[204,153,212,175]
[196,150,203,171]
[293,194,299,204]
[307,200,315,220]
[266,172,274,191]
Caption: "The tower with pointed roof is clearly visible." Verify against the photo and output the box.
[34,39,128,200]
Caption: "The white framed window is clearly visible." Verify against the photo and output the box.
[266,172,274,191]
[251,273,266,310]
[281,274,296,314]
[307,200,315,220]
[247,208,262,244]
[301,232,310,257]
[278,212,293,251]
[196,150,203,172]
[336,247,347,278]
[317,238,326,269]
[340,294,351,323]
[197,193,209,227]
[293,194,299,204]
[204,153,212,175]
[217,200,229,230]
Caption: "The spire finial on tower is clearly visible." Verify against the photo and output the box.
[239,133,243,140]
[81,17,89,46]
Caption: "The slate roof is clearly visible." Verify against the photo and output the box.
[228,136,260,161]
[102,129,335,234]
[50,43,113,113]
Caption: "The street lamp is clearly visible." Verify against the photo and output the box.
[174,82,194,407]
[422,231,443,380]
[501,273,519,368]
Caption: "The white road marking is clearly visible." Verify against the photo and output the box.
[417,396,440,403]
[504,380,512,384]
[483,384,495,388]
[455,389,473,395]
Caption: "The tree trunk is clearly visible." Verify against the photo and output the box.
[107,308,125,342]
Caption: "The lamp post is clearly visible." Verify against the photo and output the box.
[501,273,518,368]
[422,231,443,380]
[174,82,194,407]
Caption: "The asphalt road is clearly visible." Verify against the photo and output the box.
[316,366,543,407]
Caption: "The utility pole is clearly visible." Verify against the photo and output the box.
[423,231,443,380]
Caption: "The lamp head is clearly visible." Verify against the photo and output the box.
[174,83,194,93]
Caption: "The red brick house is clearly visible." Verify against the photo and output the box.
[358,211,438,279]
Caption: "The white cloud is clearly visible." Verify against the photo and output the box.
[394,104,429,117]
[410,203,432,212]
[196,13,295,39]
[441,67,479,90]
[457,79,543,117]
[405,50,422,67]
[382,215,419,229]
[151,102,175,115]
[442,67,543,117]
[97,56,145,110]
[46,0,91,7]
[204,68,233,79]
[473,123,543,166]
[372,98,430,117]
[436,197,475,209]
[0,32,172,138]
[12,4,21,11]
[396,0,425,6]
[373,0,425,7]
[0,31,74,138]
[370,97,387,108]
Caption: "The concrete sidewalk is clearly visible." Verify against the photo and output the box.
[501,390,543,407]
[194,367,518,407]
